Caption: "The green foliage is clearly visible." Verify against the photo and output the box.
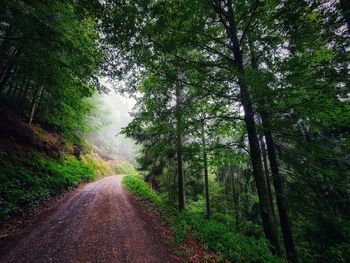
[122,174,161,204]
[122,174,281,262]
[172,211,282,263]
[1,1,349,262]
[115,162,139,177]
[0,0,103,143]
[83,154,112,176]
[103,0,350,261]
[0,150,98,221]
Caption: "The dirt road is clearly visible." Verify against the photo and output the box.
[0,175,177,263]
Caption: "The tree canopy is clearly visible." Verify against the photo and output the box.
[1,0,349,262]
[100,0,350,261]
[0,0,103,142]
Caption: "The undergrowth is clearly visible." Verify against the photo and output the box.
[0,149,110,221]
[122,174,161,204]
[115,162,138,176]
[122,173,283,263]
[82,154,113,176]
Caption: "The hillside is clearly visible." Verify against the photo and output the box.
[0,105,112,227]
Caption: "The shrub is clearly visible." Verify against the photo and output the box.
[82,154,112,176]
[115,162,138,176]
[122,174,161,204]
[0,150,99,221]
[122,174,283,263]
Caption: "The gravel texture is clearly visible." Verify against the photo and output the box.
[0,175,178,263]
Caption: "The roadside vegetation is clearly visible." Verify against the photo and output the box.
[0,149,111,222]
[115,162,139,177]
[1,1,349,262]
[122,169,282,263]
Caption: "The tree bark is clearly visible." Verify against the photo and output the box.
[230,169,240,226]
[248,25,296,258]
[261,112,298,262]
[201,121,211,219]
[176,86,185,211]
[240,85,280,255]
[36,88,46,118]
[29,101,36,125]
[15,78,28,103]
[29,87,40,125]
[214,0,280,254]
[0,49,19,91]
[260,135,277,224]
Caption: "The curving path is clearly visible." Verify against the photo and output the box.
[0,175,177,263]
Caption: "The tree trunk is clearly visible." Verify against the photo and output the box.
[218,0,280,254]
[201,121,211,219]
[261,112,298,262]
[260,135,277,224]
[0,65,10,91]
[248,28,295,258]
[17,78,29,103]
[240,85,280,255]
[168,165,172,203]
[36,88,46,118]
[231,170,240,226]
[29,87,40,125]
[29,101,36,125]
[176,86,185,211]
[0,49,19,91]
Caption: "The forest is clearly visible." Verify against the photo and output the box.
[0,0,349,262]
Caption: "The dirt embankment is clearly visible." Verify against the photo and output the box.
[0,104,79,158]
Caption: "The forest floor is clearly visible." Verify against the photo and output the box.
[0,175,181,263]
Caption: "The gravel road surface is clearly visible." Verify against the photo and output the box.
[0,175,177,263]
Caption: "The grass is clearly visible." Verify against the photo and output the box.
[0,149,110,221]
[82,154,113,176]
[115,162,138,176]
[122,174,161,204]
[122,171,283,263]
